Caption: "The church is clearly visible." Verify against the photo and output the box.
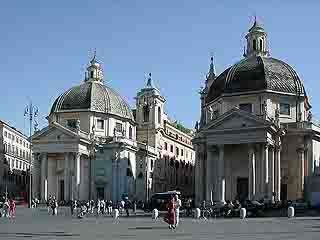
[31,54,195,203]
[193,19,320,206]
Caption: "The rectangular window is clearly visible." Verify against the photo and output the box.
[67,119,77,128]
[97,119,104,129]
[4,131,7,137]
[115,123,122,132]
[176,147,179,156]
[170,145,173,153]
[164,142,167,150]
[280,103,290,115]
[12,135,15,141]
[8,133,11,139]
[181,149,184,156]
[239,103,252,113]
[20,139,22,145]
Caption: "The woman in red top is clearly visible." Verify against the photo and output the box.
[164,196,176,229]
[9,199,16,218]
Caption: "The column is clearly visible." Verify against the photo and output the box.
[206,149,212,202]
[32,153,41,199]
[217,145,225,203]
[75,153,81,200]
[40,153,48,201]
[248,145,256,200]
[268,146,275,201]
[297,147,305,199]
[261,144,269,198]
[64,152,70,201]
[274,146,281,201]
[212,147,218,201]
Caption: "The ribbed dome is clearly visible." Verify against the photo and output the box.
[206,56,306,103]
[50,81,134,121]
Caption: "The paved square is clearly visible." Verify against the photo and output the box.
[1,207,320,239]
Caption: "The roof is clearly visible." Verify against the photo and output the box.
[206,56,306,103]
[50,81,134,121]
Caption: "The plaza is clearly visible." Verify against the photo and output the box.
[1,206,320,239]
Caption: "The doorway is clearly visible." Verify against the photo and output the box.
[59,180,64,201]
[281,184,287,201]
[237,177,248,201]
[96,187,104,200]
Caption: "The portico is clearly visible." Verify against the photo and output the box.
[194,108,283,204]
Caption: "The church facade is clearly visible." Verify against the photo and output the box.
[193,20,320,206]
[31,55,194,203]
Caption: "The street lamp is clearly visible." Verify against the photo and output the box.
[24,101,38,208]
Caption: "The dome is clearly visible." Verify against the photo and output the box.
[206,56,306,103]
[50,81,134,121]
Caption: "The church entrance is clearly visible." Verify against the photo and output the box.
[59,180,64,201]
[96,187,104,200]
[237,177,248,201]
[281,184,287,201]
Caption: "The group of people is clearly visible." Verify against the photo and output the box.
[46,196,58,216]
[1,198,16,218]
[164,195,182,229]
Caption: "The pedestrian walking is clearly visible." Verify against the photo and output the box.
[8,199,16,218]
[132,200,137,215]
[175,195,182,227]
[164,196,176,229]
[3,199,9,217]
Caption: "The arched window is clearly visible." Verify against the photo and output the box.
[253,39,257,51]
[143,106,149,122]
[157,106,161,124]
[90,71,94,78]
[260,39,263,51]
[129,126,133,139]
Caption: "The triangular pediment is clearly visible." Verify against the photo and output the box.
[32,123,80,142]
[204,108,272,131]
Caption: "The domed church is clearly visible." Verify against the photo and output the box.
[193,19,320,206]
[31,55,140,202]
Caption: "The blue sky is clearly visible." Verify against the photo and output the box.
[0,1,319,135]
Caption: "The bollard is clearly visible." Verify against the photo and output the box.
[194,208,201,219]
[240,208,246,219]
[288,206,294,218]
[152,209,159,220]
[113,209,119,220]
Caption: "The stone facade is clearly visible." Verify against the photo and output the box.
[193,20,320,206]
[0,120,31,197]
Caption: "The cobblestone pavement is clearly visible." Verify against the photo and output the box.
[1,206,320,239]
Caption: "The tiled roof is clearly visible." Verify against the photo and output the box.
[206,56,306,103]
[50,81,134,121]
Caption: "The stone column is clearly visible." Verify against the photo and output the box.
[217,145,225,203]
[212,146,218,202]
[248,145,256,200]
[75,153,81,200]
[261,144,269,198]
[297,147,305,199]
[268,146,275,201]
[274,145,281,202]
[32,153,41,199]
[206,149,212,202]
[40,153,48,201]
[64,152,70,201]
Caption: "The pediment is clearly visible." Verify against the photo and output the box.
[32,124,78,142]
[204,108,271,131]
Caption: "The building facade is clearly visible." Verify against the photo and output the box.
[135,74,195,199]
[193,20,320,206]
[31,55,195,202]
[0,121,32,198]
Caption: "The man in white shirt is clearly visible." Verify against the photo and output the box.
[175,195,182,227]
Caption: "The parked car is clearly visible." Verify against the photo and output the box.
[290,199,310,210]
[241,200,265,217]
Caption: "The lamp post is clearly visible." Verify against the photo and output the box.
[24,101,38,208]
[143,94,153,202]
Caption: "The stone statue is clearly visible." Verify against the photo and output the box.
[194,121,199,131]
[208,106,214,120]
[307,111,312,122]
[34,121,39,132]
[76,119,81,130]
[262,101,267,115]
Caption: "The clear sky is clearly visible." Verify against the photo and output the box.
[1,1,319,136]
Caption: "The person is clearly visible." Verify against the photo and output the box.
[107,200,113,215]
[132,200,137,215]
[124,198,130,217]
[120,199,125,215]
[185,198,192,217]
[164,195,176,229]
[51,197,58,216]
[3,199,9,217]
[8,199,16,218]
[97,199,101,216]
[175,195,182,227]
